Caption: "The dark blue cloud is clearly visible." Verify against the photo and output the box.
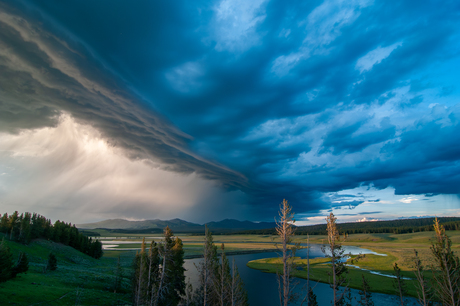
[2,0,460,220]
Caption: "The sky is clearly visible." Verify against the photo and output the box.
[0,0,460,225]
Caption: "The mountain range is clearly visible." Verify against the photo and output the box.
[76,218,278,233]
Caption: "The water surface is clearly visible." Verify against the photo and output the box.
[183,245,417,306]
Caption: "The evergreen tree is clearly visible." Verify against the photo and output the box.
[300,234,314,306]
[341,288,354,306]
[182,280,196,306]
[132,228,186,306]
[47,252,57,271]
[113,255,124,293]
[170,236,186,305]
[413,250,432,306]
[430,217,460,306]
[0,213,8,233]
[12,251,29,278]
[305,288,318,306]
[322,212,349,306]
[0,238,13,282]
[229,258,249,306]
[275,199,297,306]
[194,225,220,306]
[152,227,186,306]
[216,243,231,306]
[147,240,160,304]
[18,212,31,244]
[393,263,407,306]
[133,238,148,305]
[357,274,374,306]
[90,239,103,259]
[8,211,19,240]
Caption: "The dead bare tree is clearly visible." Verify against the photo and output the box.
[322,212,349,306]
[134,237,148,306]
[275,199,297,306]
[300,234,318,306]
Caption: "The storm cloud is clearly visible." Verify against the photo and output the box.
[1,0,460,222]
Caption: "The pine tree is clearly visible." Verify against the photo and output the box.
[146,227,186,306]
[162,231,186,306]
[133,237,148,305]
[8,211,19,240]
[229,258,248,306]
[147,240,160,304]
[12,251,29,278]
[322,212,349,306]
[194,225,219,306]
[393,263,407,306]
[19,212,32,244]
[0,213,8,233]
[275,199,297,306]
[413,250,432,306]
[113,255,124,293]
[182,280,195,306]
[430,217,460,306]
[300,234,314,306]
[305,288,318,306]
[342,287,354,306]
[216,243,231,306]
[0,238,13,282]
[357,274,374,306]
[47,252,57,271]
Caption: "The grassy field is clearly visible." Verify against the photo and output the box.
[1,230,458,304]
[247,230,460,298]
[0,232,280,305]
[0,237,133,305]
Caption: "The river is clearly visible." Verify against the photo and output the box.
[183,244,418,306]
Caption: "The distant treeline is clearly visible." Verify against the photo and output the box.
[0,211,103,259]
[91,227,253,235]
[235,217,460,235]
[97,228,164,234]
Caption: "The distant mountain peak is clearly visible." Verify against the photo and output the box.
[77,217,276,233]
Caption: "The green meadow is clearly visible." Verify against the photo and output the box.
[1,231,458,304]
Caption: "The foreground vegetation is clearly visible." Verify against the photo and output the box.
[248,214,460,305]
[0,235,132,305]
[1,209,459,305]
[1,230,459,305]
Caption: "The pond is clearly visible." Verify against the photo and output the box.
[183,244,418,306]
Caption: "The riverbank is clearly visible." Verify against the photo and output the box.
[247,251,419,298]
[184,248,279,259]
[246,230,460,299]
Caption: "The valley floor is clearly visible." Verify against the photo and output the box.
[1,231,458,305]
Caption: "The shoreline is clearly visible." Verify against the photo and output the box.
[184,248,279,259]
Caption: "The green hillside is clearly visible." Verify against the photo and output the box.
[0,235,133,305]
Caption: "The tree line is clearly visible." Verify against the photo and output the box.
[236,217,460,236]
[131,225,248,306]
[0,211,103,259]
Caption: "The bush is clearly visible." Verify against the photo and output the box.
[46,252,57,271]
